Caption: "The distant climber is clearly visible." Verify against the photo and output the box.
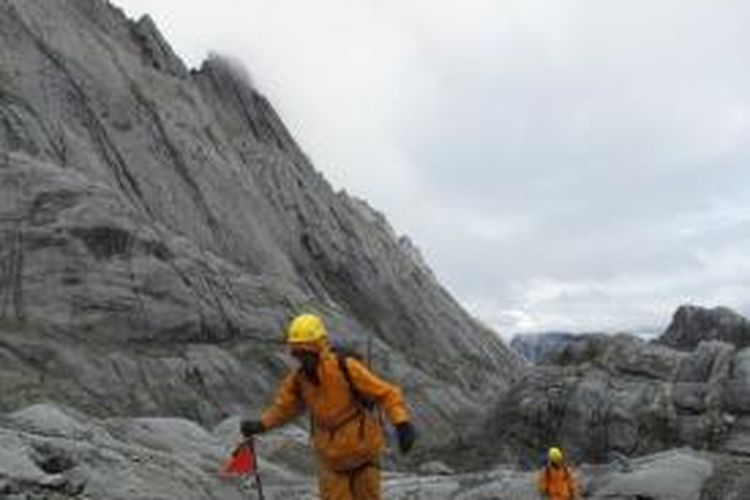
[538,447,579,500]
[240,314,416,500]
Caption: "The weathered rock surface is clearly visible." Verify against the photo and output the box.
[509,331,576,364]
[584,449,714,500]
[726,348,750,416]
[449,331,750,478]
[0,403,307,499]
[0,0,522,459]
[0,405,738,500]
[502,335,686,463]
[659,305,750,351]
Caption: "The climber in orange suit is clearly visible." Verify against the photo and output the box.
[538,446,579,500]
[240,314,416,500]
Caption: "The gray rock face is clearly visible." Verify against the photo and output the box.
[585,449,714,500]
[0,404,734,500]
[509,332,576,364]
[0,403,307,499]
[726,348,750,414]
[453,332,750,475]
[659,305,750,351]
[0,0,522,457]
[496,335,686,464]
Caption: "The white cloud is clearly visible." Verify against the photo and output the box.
[113,0,750,336]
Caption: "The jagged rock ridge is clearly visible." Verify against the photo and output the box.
[0,0,522,458]
[453,306,750,488]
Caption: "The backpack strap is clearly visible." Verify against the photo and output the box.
[337,354,374,410]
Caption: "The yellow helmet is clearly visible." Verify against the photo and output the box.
[548,447,563,465]
[286,314,327,344]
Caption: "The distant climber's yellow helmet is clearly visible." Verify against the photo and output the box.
[286,314,327,344]
[548,447,563,465]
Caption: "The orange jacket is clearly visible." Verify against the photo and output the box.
[538,465,578,500]
[261,340,410,471]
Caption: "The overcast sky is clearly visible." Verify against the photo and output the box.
[115,0,750,337]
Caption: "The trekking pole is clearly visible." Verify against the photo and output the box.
[248,437,265,500]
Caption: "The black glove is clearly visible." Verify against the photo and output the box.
[395,421,416,454]
[240,419,264,439]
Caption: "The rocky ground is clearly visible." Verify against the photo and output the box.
[3,403,747,500]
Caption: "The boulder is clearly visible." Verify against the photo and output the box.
[587,449,713,500]
[658,305,750,351]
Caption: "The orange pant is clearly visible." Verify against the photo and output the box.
[318,462,380,500]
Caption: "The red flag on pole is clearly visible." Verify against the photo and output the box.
[220,441,257,477]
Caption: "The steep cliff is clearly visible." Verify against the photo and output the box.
[0,0,522,457]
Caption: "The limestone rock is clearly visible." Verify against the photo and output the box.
[587,449,713,500]
[509,332,576,364]
[0,403,746,499]
[659,305,750,351]
[726,347,750,414]
[458,332,750,470]
[0,0,522,459]
[130,15,189,78]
